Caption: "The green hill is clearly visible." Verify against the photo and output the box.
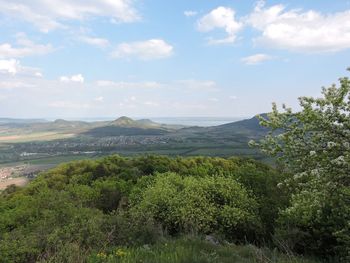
[0,155,320,263]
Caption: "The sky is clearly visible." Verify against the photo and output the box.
[0,0,350,119]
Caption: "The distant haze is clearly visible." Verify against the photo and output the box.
[44,117,248,127]
[148,117,246,127]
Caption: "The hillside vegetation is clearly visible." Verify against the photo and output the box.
[0,155,314,263]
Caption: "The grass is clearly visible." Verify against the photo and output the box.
[88,238,320,263]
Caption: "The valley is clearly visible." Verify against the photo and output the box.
[0,115,267,188]
[0,115,267,163]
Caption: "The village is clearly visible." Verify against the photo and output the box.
[0,164,28,180]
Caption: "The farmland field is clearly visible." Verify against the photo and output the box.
[0,132,75,143]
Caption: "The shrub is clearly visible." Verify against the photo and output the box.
[130,172,261,242]
[275,185,350,261]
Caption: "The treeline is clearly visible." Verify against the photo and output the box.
[0,154,338,262]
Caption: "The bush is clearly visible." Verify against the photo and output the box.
[0,189,108,263]
[275,185,350,261]
[130,172,262,242]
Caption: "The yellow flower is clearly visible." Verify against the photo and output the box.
[97,252,107,258]
[115,248,128,257]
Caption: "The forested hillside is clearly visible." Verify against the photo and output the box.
[0,155,318,263]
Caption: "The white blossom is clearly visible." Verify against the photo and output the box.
[332,156,345,165]
[309,151,316,156]
[327,141,337,148]
[311,169,320,177]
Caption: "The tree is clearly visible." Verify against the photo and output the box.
[251,70,350,260]
[130,172,261,241]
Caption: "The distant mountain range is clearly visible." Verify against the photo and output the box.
[0,115,268,137]
[0,114,270,163]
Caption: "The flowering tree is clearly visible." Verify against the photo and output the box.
[251,70,350,260]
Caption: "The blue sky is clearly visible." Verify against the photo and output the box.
[0,0,349,118]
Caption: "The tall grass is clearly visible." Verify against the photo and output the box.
[88,237,319,263]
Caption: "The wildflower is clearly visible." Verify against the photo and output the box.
[115,248,128,257]
[97,252,107,259]
[309,151,316,156]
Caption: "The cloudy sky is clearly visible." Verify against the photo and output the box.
[0,0,349,118]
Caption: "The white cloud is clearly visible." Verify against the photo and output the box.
[96,80,161,89]
[0,59,21,75]
[0,33,53,58]
[0,80,36,89]
[171,102,207,111]
[0,58,44,76]
[49,101,90,109]
[241,53,273,65]
[0,0,139,32]
[96,79,219,93]
[208,98,219,102]
[94,96,104,102]
[184,10,198,17]
[35,72,43,78]
[60,74,84,83]
[194,2,350,52]
[177,79,219,92]
[229,95,237,100]
[247,1,350,52]
[79,36,110,48]
[0,74,238,117]
[144,101,159,107]
[111,39,174,60]
[197,6,242,44]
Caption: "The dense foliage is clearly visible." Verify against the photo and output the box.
[0,155,292,262]
[130,173,261,240]
[252,71,350,261]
